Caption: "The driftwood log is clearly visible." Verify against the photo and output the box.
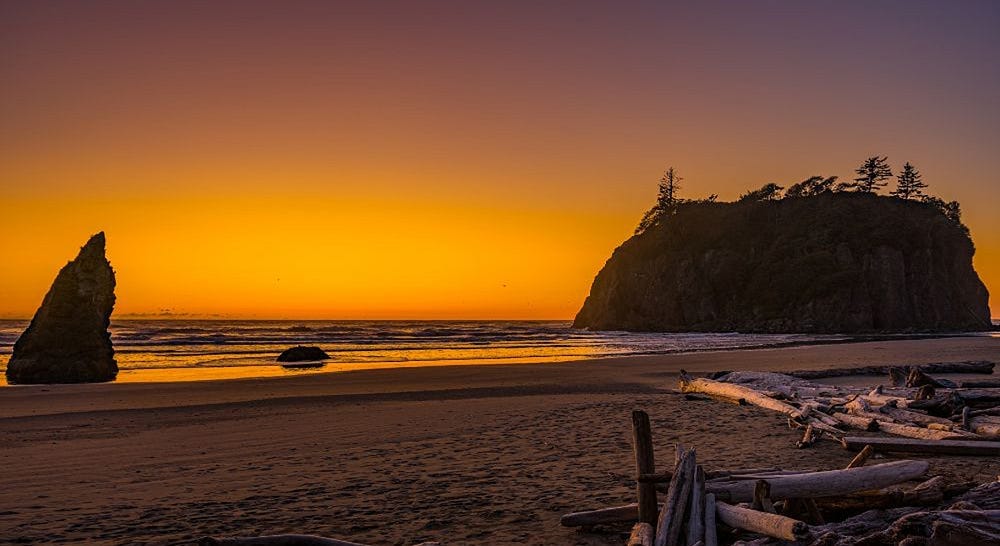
[560,504,642,527]
[655,447,696,546]
[705,460,928,503]
[715,501,811,541]
[703,493,717,546]
[786,361,995,379]
[842,436,1000,456]
[685,466,705,546]
[627,522,654,546]
[678,372,805,419]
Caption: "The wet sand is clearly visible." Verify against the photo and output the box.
[1,336,998,545]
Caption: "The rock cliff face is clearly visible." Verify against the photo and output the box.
[6,232,117,384]
[574,194,991,333]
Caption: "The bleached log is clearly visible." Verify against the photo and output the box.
[842,436,1000,456]
[561,504,639,526]
[874,420,971,440]
[705,460,929,503]
[685,466,705,546]
[627,523,654,546]
[703,493,717,546]
[678,371,806,420]
[199,536,370,546]
[967,417,1000,438]
[715,501,811,541]
[829,412,877,431]
[655,448,695,546]
[877,403,952,426]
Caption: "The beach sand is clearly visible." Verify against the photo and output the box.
[1,336,998,545]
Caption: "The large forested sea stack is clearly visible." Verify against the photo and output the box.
[574,193,991,333]
[6,232,118,384]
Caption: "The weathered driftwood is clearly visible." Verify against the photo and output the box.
[705,460,928,503]
[958,379,1000,388]
[905,367,956,388]
[875,419,971,440]
[786,360,995,379]
[627,522,654,546]
[966,416,1000,438]
[678,371,806,420]
[877,402,953,426]
[685,466,706,546]
[817,509,1000,545]
[560,503,640,527]
[829,412,877,431]
[842,436,1000,456]
[953,388,1000,408]
[715,501,811,541]
[845,444,874,468]
[967,406,1000,418]
[751,480,775,513]
[703,493,717,546]
[632,410,658,525]
[655,447,695,546]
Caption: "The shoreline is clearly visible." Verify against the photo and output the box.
[1,331,992,388]
[2,335,998,544]
[1,336,996,419]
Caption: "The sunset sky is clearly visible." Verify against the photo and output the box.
[2,1,998,319]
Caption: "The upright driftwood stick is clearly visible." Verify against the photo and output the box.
[715,501,811,541]
[685,465,706,546]
[627,522,654,546]
[845,444,874,469]
[703,493,717,546]
[632,410,658,525]
[654,448,695,546]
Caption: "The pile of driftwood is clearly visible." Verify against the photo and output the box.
[680,361,1000,454]
[561,410,1000,545]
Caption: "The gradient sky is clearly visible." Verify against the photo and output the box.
[1,1,998,319]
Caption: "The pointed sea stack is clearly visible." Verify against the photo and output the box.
[6,232,118,384]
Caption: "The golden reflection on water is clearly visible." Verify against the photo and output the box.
[0,354,583,386]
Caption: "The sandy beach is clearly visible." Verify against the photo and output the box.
[1,336,998,545]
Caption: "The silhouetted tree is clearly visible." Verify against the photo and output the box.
[891,162,927,200]
[657,167,682,208]
[785,175,838,197]
[739,183,784,202]
[851,156,893,193]
[636,167,684,233]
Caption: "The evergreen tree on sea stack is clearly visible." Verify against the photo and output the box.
[852,155,893,193]
[891,162,927,200]
[636,166,683,234]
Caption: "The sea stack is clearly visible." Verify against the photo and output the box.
[574,194,992,333]
[6,232,118,384]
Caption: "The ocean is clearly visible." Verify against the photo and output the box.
[0,319,967,384]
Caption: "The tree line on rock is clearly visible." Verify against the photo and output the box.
[636,156,962,235]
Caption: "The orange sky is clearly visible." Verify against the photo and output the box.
[1,1,997,319]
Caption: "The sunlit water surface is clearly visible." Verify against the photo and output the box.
[0,320,992,384]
